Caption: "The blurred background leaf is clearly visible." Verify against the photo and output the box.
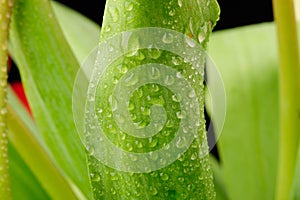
[9,0,92,198]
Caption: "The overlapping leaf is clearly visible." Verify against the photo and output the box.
[9,0,91,198]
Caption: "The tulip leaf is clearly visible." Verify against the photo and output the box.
[209,23,279,200]
[9,0,92,198]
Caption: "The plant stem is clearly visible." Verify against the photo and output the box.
[0,0,13,199]
[273,0,300,199]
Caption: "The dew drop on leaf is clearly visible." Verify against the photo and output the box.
[178,177,185,182]
[169,9,175,16]
[172,57,181,66]
[103,25,111,33]
[191,152,198,160]
[176,136,187,149]
[150,66,161,79]
[160,173,169,181]
[164,75,175,85]
[125,72,139,86]
[148,137,158,147]
[162,32,174,44]
[149,151,158,161]
[186,37,196,47]
[126,143,133,151]
[125,2,134,11]
[90,173,100,182]
[148,48,162,59]
[198,32,206,43]
[189,90,196,98]
[178,0,183,7]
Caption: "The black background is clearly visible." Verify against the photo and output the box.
[56,0,274,30]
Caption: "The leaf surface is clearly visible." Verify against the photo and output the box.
[85,0,220,199]
[208,23,279,200]
[9,0,91,198]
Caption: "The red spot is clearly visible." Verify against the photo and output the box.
[11,82,32,115]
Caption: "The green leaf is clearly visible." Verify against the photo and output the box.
[208,23,279,199]
[7,88,83,200]
[9,141,50,200]
[210,156,229,200]
[9,0,91,198]
[83,0,220,199]
[51,1,100,64]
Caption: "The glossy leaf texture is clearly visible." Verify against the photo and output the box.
[84,0,220,199]
[9,0,91,198]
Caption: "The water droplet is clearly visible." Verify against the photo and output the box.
[176,137,187,149]
[111,188,116,195]
[130,113,137,121]
[109,96,118,111]
[126,143,133,151]
[115,113,125,124]
[152,84,160,92]
[148,138,158,147]
[135,51,145,60]
[125,2,134,11]
[160,173,169,181]
[191,152,197,160]
[163,143,170,150]
[128,102,135,110]
[189,90,196,98]
[178,177,184,182]
[189,17,194,34]
[148,48,162,59]
[103,25,111,33]
[178,0,183,7]
[125,73,139,86]
[129,154,138,161]
[150,67,160,79]
[176,111,186,119]
[134,120,147,128]
[109,7,119,22]
[169,9,175,16]
[176,72,183,78]
[162,33,174,44]
[136,140,143,148]
[198,32,206,43]
[91,173,100,182]
[121,65,128,74]
[149,151,158,160]
[172,94,181,102]
[172,57,181,66]
[164,75,175,85]
[126,15,135,24]
[186,37,196,47]
[159,158,167,165]
[120,133,127,141]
